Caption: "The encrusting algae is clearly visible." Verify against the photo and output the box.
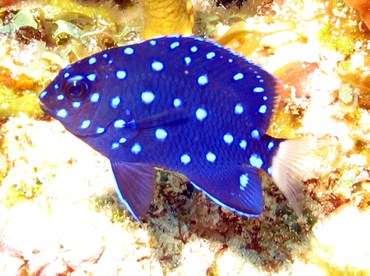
[0,0,370,275]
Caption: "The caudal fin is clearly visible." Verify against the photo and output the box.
[271,137,339,215]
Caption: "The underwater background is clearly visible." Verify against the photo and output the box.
[0,0,370,274]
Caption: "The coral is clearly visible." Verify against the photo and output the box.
[344,0,370,30]
[142,0,194,39]
[309,206,370,275]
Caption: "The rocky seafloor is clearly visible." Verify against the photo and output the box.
[1,0,370,275]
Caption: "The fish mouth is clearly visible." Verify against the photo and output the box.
[39,101,49,113]
[38,100,55,118]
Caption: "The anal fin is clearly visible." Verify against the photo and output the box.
[189,165,264,217]
[111,161,156,221]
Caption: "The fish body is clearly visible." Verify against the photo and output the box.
[39,36,302,220]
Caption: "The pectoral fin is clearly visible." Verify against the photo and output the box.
[111,161,156,221]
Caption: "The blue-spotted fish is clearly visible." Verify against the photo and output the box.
[39,36,309,221]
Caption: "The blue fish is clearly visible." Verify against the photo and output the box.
[39,36,306,220]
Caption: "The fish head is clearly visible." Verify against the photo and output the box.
[39,55,121,137]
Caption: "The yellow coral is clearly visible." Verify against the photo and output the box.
[142,0,194,39]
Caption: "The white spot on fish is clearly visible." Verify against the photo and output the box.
[190,46,198,52]
[184,56,191,65]
[251,129,260,139]
[87,74,96,81]
[90,92,100,103]
[141,91,155,104]
[96,127,105,134]
[206,152,217,163]
[253,87,264,93]
[56,109,68,118]
[233,73,244,81]
[119,137,127,143]
[123,47,134,55]
[268,141,275,150]
[56,94,64,100]
[116,70,127,80]
[239,140,247,150]
[258,104,267,114]
[223,133,234,144]
[111,96,120,109]
[151,61,164,72]
[72,101,81,108]
[239,173,249,191]
[173,98,182,108]
[180,154,191,165]
[40,91,47,99]
[155,128,168,140]
[263,96,268,101]
[195,108,208,121]
[102,53,108,58]
[234,104,244,114]
[68,75,83,82]
[206,52,216,59]
[267,167,272,175]
[80,120,91,129]
[131,143,142,155]
[170,41,180,49]
[111,142,119,149]
[149,40,157,46]
[194,37,204,41]
[53,84,60,90]
[88,57,97,65]
[249,154,263,168]
[197,74,208,86]
[114,119,126,128]
[63,72,70,78]
[228,58,233,63]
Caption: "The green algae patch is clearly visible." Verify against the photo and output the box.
[0,85,43,120]
[1,179,44,208]
[316,2,367,58]
[48,0,116,26]
[94,193,131,224]
[318,23,355,56]
[0,2,141,120]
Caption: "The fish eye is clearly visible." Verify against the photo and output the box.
[64,78,90,100]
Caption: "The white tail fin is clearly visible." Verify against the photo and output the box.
[271,137,340,215]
